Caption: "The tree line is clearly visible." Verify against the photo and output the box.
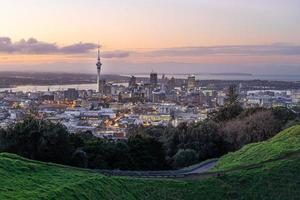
[0,118,168,170]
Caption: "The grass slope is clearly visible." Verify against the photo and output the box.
[0,125,300,200]
[213,125,300,171]
[0,153,228,200]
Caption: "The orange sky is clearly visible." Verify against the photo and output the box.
[0,0,300,74]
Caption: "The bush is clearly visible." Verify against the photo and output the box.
[221,110,281,150]
[128,134,168,170]
[210,104,243,122]
[173,149,198,168]
[71,149,88,168]
[0,117,72,164]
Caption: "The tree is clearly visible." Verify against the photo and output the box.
[209,104,243,122]
[209,85,243,122]
[70,149,88,168]
[1,117,72,164]
[271,107,298,129]
[109,141,134,170]
[82,138,110,169]
[282,117,300,129]
[225,85,239,106]
[221,110,280,150]
[128,134,168,170]
[173,149,198,168]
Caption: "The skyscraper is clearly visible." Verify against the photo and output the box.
[187,75,196,91]
[150,72,158,86]
[64,88,79,101]
[99,79,106,94]
[161,74,167,91]
[129,75,137,87]
[96,45,102,93]
[167,77,176,91]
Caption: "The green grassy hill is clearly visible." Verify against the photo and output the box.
[0,125,300,200]
[213,125,300,171]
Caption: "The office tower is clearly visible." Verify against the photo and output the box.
[150,72,158,86]
[187,75,196,91]
[129,75,137,87]
[64,88,79,101]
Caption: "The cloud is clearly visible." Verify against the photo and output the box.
[2,36,300,59]
[102,50,130,58]
[143,44,300,57]
[60,43,98,54]
[0,36,132,58]
[0,37,97,54]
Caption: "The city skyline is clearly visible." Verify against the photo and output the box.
[1,0,300,74]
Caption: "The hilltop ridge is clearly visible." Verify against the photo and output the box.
[0,125,300,200]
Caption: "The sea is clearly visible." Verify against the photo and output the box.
[129,74,300,81]
[0,74,299,93]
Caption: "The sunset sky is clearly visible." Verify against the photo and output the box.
[1,0,300,74]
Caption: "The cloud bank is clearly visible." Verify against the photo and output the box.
[0,36,134,59]
[102,50,130,58]
[0,37,97,54]
[1,36,300,59]
[144,44,300,57]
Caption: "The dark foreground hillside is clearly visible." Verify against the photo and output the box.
[0,126,300,200]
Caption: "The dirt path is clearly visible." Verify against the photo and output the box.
[98,159,218,178]
[183,151,300,180]
[99,151,300,180]
[184,160,218,174]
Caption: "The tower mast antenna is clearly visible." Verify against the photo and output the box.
[97,42,100,61]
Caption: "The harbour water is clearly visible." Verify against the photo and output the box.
[0,84,98,93]
[0,74,298,93]
[129,74,300,81]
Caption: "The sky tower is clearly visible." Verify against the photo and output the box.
[96,45,102,93]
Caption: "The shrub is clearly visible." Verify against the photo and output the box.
[173,149,198,168]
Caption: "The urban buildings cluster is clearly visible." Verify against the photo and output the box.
[0,51,299,140]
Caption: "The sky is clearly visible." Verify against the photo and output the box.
[0,0,300,74]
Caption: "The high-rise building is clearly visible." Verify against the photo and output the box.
[99,79,106,94]
[161,74,167,91]
[150,72,158,86]
[64,88,79,101]
[167,77,176,91]
[96,45,102,93]
[129,75,137,87]
[187,75,196,91]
